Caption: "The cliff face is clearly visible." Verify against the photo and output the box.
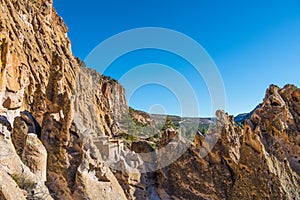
[0,0,127,199]
[231,84,300,199]
[0,0,299,200]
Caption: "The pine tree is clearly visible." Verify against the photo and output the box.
[161,116,175,131]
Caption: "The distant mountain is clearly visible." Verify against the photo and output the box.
[150,114,215,125]
[234,105,260,124]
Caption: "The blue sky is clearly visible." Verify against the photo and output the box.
[54,0,300,117]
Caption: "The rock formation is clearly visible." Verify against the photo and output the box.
[0,0,299,200]
[231,85,300,199]
[0,0,127,199]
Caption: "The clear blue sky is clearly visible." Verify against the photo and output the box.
[54,0,300,117]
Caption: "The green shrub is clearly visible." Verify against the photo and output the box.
[11,173,36,192]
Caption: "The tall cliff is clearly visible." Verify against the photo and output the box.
[0,0,127,199]
[0,0,299,200]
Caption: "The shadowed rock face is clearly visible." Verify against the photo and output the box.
[0,0,299,200]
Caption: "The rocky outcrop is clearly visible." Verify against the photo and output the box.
[231,84,300,199]
[11,110,46,182]
[231,120,299,199]
[154,111,242,200]
[251,84,300,175]
[196,85,300,199]
[22,133,47,182]
[0,121,52,199]
[113,141,157,200]
[155,87,300,200]
[0,168,27,200]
